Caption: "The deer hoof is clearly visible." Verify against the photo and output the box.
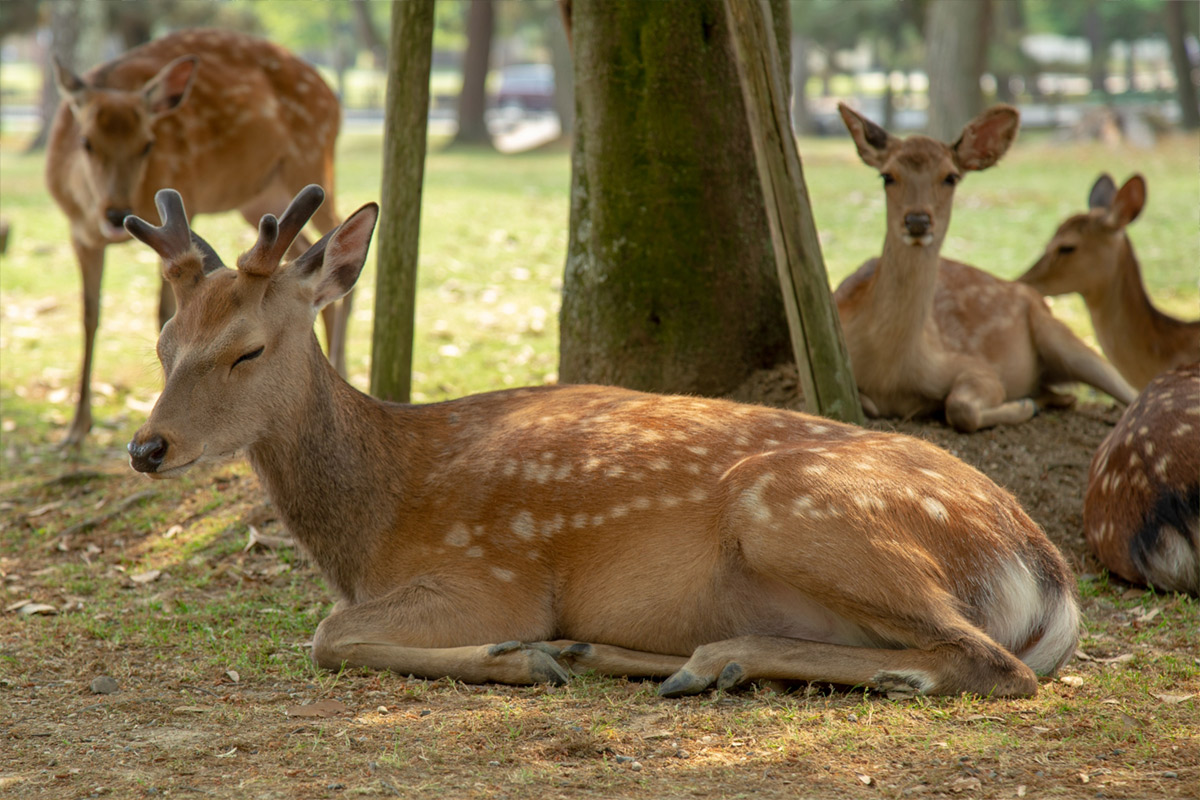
[527,649,570,685]
[716,661,747,691]
[658,668,713,698]
[488,640,523,657]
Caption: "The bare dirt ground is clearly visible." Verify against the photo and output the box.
[2,367,1197,800]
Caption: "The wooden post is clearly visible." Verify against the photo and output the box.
[370,0,435,403]
[723,0,864,424]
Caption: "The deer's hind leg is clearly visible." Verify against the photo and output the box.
[945,370,1036,432]
[1030,308,1135,404]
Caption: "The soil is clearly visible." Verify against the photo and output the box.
[2,366,1196,800]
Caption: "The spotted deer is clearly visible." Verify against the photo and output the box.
[122,185,1080,698]
[834,104,1136,432]
[1018,174,1200,390]
[1084,363,1199,595]
[46,28,345,446]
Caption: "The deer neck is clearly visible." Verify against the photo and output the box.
[870,233,943,345]
[1086,240,1155,356]
[246,343,412,603]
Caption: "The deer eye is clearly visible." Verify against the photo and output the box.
[881,173,896,186]
[81,136,93,153]
[232,346,264,369]
[1057,244,1077,255]
[140,140,153,157]
[943,173,960,187]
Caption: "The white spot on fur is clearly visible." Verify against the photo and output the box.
[491,567,515,582]
[541,514,565,537]
[687,488,708,503]
[687,445,709,456]
[583,457,603,472]
[632,496,652,511]
[610,504,629,518]
[853,494,886,512]
[803,464,828,476]
[919,468,943,481]
[511,511,536,540]
[502,460,518,478]
[661,496,682,508]
[1154,455,1172,477]
[1174,423,1194,437]
[686,463,702,475]
[604,465,626,478]
[444,523,470,548]
[571,513,588,529]
[921,497,949,523]
[649,458,670,471]
[738,474,775,522]
[809,424,829,434]
[466,546,484,558]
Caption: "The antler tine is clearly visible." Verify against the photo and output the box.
[124,189,194,263]
[237,185,325,277]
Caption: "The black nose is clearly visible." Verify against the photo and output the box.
[128,435,168,473]
[105,208,131,228]
[904,213,932,237]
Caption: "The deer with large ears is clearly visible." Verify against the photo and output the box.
[1018,174,1200,390]
[834,104,1136,432]
[122,184,1080,698]
[46,29,348,447]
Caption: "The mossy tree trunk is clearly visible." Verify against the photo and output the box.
[559,0,792,397]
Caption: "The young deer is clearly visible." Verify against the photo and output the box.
[122,185,1080,698]
[46,29,346,447]
[1084,363,1199,595]
[1018,174,1200,390]
[834,104,1136,432]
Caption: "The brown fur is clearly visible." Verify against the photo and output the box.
[834,104,1136,432]
[122,186,1082,698]
[1019,174,1200,390]
[46,29,345,446]
[1084,363,1199,595]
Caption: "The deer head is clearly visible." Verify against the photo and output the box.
[124,185,378,476]
[53,55,197,239]
[838,104,1019,249]
[1019,174,1146,299]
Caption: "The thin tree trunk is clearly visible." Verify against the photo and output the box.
[1084,0,1109,99]
[548,2,574,136]
[451,0,494,147]
[349,0,388,69]
[27,0,81,153]
[925,0,990,140]
[371,0,435,403]
[1165,0,1200,130]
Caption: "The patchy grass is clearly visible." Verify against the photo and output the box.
[2,128,1198,798]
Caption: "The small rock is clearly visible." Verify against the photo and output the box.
[90,675,119,694]
[1163,771,1178,779]
[487,761,500,767]
[614,755,634,764]
[630,761,643,771]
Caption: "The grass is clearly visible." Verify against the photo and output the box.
[1,126,1198,798]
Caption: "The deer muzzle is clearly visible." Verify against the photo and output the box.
[128,433,168,474]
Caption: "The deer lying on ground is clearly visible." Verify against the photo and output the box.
[834,104,1136,432]
[1084,363,1199,595]
[46,28,345,447]
[1018,174,1200,390]
[123,185,1080,698]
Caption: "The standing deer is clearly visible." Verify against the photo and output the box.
[1084,363,1199,595]
[1018,174,1200,390]
[46,29,345,447]
[834,104,1136,432]
[122,185,1080,698]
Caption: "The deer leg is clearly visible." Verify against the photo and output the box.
[657,632,1038,698]
[1030,311,1136,404]
[546,640,688,677]
[62,238,105,448]
[945,371,1035,432]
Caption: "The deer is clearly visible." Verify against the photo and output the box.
[121,184,1081,698]
[834,103,1136,433]
[1083,363,1199,596]
[46,28,346,447]
[1018,174,1200,390]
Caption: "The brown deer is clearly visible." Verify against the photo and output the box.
[1018,174,1200,390]
[834,103,1136,432]
[46,28,346,447]
[1084,363,1199,595]
[122,185,1080,698]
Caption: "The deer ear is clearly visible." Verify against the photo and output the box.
[838,103,894,169]
[291,203,379,310]
[53,56,90,115]
[1105,174,1145,230]
[1088,173,1117,210]
[952,105,1019,172]
[143,56,197,118]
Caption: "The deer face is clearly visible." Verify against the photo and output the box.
[55,56,197,240]
[124,187,377,477]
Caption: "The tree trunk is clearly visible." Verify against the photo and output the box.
[349,0,388,69]
[27,0,82,153]
[370,0,435,403]
[559,0,791,396]
[1165,0,1200,130]
[548,3,574,136]
[925,0,990,140]
[1084,0,1109,98]
[451,0,494,147]
[791,36,815,135]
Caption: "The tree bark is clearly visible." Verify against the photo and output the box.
[1165,0,1200,130]
[27,0,82,153]
[451,0,494,147]
[559,0,791,396]
[548,2,574,136]
[925,0,990,141]
[370,0,435,403]
[1084,0,1109,98]
[723,0,862,424]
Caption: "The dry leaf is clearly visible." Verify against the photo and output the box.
[130,569,162,585]
[1153,693,1195,704]
[27,501,62,518]
[17,603,58,616]
[1059,675,1084,687]
[1016,785,1027,797]
[163,525,182,539]
[225,670,240,683]
[284,699,348,718]
[173,706,211,714]
[5,599,33,613]
[1094,653,1134,665]
[215,748,238,759]
[950,776,981,792]
[1133,607,1161,625]
[856,773,873,786]
[1078,773,1090,784]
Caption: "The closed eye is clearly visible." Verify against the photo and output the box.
[1057,245,1077,255]
[881,173,896,186]
[943,173,960,187]
[233,346,264,369]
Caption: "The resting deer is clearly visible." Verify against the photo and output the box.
[122,185,1079,698]
[1019,174,1200,390]
[834,104,1136,432]
[1084,363,1199,595]
[46,29,346,447]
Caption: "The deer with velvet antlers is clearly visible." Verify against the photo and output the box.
[1019,174,1200,390]
[834,104,1136,432]
[46,29,346,447]
[123,185,1080,697]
